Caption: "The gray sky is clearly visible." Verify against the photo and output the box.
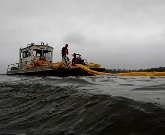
[1,0,165,73]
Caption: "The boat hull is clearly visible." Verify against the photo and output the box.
[7,67,105,77]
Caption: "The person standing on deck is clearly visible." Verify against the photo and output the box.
[61,44,69,67]
[72,53,77,66]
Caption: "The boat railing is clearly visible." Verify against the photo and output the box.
[7,64,19,72]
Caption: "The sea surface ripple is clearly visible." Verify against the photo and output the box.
[0,75,165,135]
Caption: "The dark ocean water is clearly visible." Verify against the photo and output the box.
[0,75,165,135]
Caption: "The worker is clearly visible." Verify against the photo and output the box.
[72,53,82,66]
[61,44,69,67]
[72,53,77,66]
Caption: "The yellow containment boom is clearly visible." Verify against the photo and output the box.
[75,64,111,76]
[116,72,165,76]
[75,64,165,76]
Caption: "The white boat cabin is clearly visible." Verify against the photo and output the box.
[19,42,53,69]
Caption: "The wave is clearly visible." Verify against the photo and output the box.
[0,81,165,135]
[44,76,96,86]
[132,84,165,91]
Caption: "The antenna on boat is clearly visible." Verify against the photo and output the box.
[41,42,44,45]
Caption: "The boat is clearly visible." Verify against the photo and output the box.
[7,42,106,77]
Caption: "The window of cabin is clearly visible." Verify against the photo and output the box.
[43,51,52,57]
[23,50,28,58]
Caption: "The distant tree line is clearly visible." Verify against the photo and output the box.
[105,67,165,73]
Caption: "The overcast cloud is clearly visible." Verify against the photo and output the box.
[0,0,165,73]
